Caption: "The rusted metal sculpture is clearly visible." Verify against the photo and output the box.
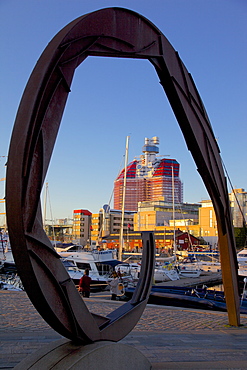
[6,7,240,344]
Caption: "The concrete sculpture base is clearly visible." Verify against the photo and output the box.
[14,338,151,369]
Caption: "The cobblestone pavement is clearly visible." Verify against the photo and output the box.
[2,290,247,332]
[2,290,247,369]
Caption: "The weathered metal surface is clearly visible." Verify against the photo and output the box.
[6,6,239,344]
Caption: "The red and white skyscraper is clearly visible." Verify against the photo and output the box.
[114,137,183,211]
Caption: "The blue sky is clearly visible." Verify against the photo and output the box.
[0,0,246,222]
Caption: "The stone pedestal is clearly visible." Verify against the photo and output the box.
[14,338,151,369]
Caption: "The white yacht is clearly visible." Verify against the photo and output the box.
[154,264,180,282]
[178,256,220,274]
[57,246,123,290]
[115,262,141,280]
[177,257,201,278]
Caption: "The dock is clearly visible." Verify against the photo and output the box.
[155,271,222,288]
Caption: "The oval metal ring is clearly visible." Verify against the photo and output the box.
[6,7,239,342]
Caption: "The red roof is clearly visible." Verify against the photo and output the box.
[73,209,92,216]
[115,158,180,179]
[153,159,179,177]
[116,160,137,180]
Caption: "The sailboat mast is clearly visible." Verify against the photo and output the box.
[43,182,48,229]
[119,136,130,261]
[172,166,177,259]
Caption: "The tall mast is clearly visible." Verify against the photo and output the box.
[43,182,48,229]
[172,165,177,260]
[119,136,130,261]
[0,156,7,230]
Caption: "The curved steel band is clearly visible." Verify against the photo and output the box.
[6,7,240,343]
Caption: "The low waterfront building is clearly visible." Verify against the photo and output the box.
[74,188,247,251]
[229,188,247,227]
[89,200,200,252]
[199,199,218,246]
[199,189,247,247]
[92,228,200,253]
[44,218,73,243]
[90,206,134,247]
[134,200,200,231]
[72,209,92,246]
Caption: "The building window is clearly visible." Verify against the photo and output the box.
[209,210,213,228]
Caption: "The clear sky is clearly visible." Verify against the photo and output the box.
[0,0,246,222]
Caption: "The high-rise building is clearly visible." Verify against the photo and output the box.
[114,137,183,211]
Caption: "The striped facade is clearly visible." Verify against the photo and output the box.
[114,157,183,212]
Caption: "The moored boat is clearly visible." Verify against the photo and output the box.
[154,263,180,282]
[58,246,131,290]
[177,257,203,278]
[178,266,201,278]
[237,249,247,266]
[115,262,141,280]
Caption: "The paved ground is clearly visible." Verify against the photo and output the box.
[1,290,247,369]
